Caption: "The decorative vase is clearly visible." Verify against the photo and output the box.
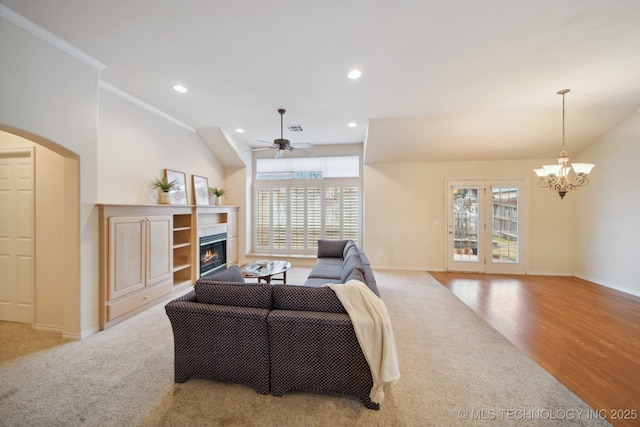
[215,196,223,206]
[159,192,170,204]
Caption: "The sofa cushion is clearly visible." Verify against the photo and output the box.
[343,244,360,266]
[308,258,343,279]
[340,252,365,283]
[194,282,272,309]
[317,239,348,258]
[202,265,245,283]
[272,285,347,313]
[345,267,365,283]
[342,240,356,258]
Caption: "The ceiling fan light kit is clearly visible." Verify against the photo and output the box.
[534,89,595,199]
[251,108,315,159]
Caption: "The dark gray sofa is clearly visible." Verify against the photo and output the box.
[303,239,379,296]
[165,239,381,409]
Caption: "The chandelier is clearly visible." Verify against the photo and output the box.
[534,89,595,199]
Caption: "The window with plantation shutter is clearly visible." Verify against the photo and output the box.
[342,186,359,242]
[256,188,271,250]
[254,157,361,255]
[290,187,306,250]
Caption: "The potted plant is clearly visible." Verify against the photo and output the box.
[209,186,228,205]
[150,177,177,204]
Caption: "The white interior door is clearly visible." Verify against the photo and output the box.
[0,149,35,323]
[446,179,526,274]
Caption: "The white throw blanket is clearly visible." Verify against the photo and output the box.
[324,280,400,403]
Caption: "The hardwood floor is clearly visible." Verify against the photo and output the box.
[430,272,640,427]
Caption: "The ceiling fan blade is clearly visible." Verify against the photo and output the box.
[275,149,285,159]
[257,140,276,145]
[291,143,314,149]
[248,147,273,152]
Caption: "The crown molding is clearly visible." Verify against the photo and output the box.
[2,5,196,134]
[0,4,105,71]
[99,80,196,134]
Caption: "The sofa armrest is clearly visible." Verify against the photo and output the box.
[170,289,196,303]
[267,309,378,409]
[165,299,271,394]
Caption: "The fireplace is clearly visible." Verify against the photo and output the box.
[200,232,227,277]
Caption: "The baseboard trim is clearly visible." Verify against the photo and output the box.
[34,323,63,334]
[525,270,574,276]
[62,326,99,341]
[574,273,640,298]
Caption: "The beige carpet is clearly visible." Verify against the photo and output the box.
[0,269,610,426]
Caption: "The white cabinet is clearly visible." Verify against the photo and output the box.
[99,204,193,329]
[105,215,173,326]
[108,216,173,295]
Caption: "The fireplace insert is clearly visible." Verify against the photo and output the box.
[200,232,227,277]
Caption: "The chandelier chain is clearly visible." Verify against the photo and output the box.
[561,91,566,151]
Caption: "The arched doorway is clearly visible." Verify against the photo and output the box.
[0,127,79,335]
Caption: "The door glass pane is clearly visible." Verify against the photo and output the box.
[491,187,518,263]
[452,188,479,262]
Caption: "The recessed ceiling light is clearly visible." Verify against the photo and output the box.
[347,69,362,80]
[348,122,357,128]
[173,84,188,93]
[235,128,245,133]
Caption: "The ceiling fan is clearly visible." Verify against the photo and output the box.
[251,108,314,159]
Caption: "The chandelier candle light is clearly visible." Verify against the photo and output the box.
[534,89,595,199]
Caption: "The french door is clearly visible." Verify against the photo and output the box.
[446,179,527,274]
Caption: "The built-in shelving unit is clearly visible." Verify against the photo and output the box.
[98,203,238,330]
[98,204,194,330]
[172,213,193,289]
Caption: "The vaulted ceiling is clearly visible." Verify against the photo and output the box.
[4,0,640,164]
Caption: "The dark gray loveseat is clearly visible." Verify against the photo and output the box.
[165,239,381,409]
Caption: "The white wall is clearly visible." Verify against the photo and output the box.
[1,15,97,338]
[364,159,575,273]
[573,112,640,296]
[97,90,224,204]
[1,13,227,337]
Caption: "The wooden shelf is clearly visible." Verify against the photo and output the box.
[173,263,191,273]
[172,213,194,287]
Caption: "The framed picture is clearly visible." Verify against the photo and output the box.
[192,175,209,205]
[164,169,187,205]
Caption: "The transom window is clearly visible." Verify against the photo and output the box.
[254,156,361,255]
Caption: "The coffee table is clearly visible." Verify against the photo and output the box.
[241,260,291,284]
